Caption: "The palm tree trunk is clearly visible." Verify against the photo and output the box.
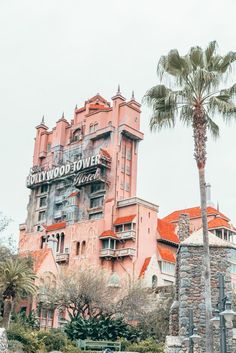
[2,298,12,329]
[193,108,214,352]
[198,166,214,353]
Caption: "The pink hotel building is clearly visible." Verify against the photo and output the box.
[19,90,236,327]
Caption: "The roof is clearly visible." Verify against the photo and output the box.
[100,230,118,239]
[208,218,231,230]
[163,206,229,223]
[139,257,151,277]
[68,191,79,198]
[45,221,66,232]
[157,244,176,263]
[89,104,108,110]
[157,219,179,244]
[20,248,52,272]
[113,214,136,225]
[100,148,111,159]
[181,229,236,249]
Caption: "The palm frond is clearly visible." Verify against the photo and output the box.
[189,46,204,69]
[216,51,236,73]
[209,95,236,114]
[204,41,218,65]
[157,49,190,81]
[205,113,220,139]
[179,105,193,127]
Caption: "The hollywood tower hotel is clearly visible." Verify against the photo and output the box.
[19,90,178,289]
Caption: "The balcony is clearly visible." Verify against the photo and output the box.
[100,248,116,258]
[117,230,136,241]
[116,248,135,257]
[54,210,64,219]
[56,253,69,263]
[55,195,65,204]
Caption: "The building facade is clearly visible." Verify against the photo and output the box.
[19,91,177,296]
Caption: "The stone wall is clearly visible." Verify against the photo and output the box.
[0,328,8,353]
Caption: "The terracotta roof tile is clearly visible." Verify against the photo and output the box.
[208,218,231,230]
[46,222,66,232]
[100,148,111,159]
[157,219,179,244]
[139,257,151,277]
[163,206,229,223]
[114,214,136,225]
[157,244,176,263]
[68,191,79,198]
[100,230,118,239]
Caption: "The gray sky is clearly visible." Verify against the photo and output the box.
[1,0,236,240]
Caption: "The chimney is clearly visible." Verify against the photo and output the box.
[177,213,190,242]
[206,183,215,207]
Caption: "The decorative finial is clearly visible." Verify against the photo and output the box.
[62,112,64,119]
[217,201,220,211]
[41,115,45,124]
[75,104,78,110]
[131,90,135,100]
[117,84,120,94]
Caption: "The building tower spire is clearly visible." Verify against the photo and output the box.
[41,115,45,125]
[131,90,135,100]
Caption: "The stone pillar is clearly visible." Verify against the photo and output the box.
[177,214,190,242]
[0,328,8,353]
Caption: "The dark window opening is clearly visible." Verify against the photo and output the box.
[39,197,47,207]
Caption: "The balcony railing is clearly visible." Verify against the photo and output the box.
[116,248,135,257]
[55,195,65,204]
[117,230,136,240]
[54,210,64,219]
[56,253,69,263]
[100,248,116,257]
[100,248,136,258]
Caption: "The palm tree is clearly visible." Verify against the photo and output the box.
[144,41,236,352]
[0,257,37,328]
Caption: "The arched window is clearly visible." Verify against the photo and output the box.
[81,241,86,255]
[60,233,65,253]
[89,124,94,133]
[76,242,80,256]
[152,275,158,289]
[94,122,98,131]
[72,128,82,142]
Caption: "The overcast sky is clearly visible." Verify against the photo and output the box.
[0,0,236,240]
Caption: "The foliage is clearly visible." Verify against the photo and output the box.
[11,310,40,330]
[126,338,164,353]
[0,257,37,301]
[137,289,174,342]
[7,324,42,353]
[64,315,139,341]
[62,344,82,353]
[144,41,236,140]
[8,340,24,353]
[37,329,68,351]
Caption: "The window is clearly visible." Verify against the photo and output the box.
[125,165,130,175]
[89,212,103,220]
[115,225,123,233]
[94,122,98,131]
[102,239,115,249]
[37,225,41,232]
[47,143,51,152]
[91,182,105,193]
[38,211,46,222]
[39,197,47,207]
[89,124,94,133]
[41,184,48,194]
[76,242,80,256]
[90,196,104,208]
[231,264,236,274]
[161,261,175,275]
[81,241,86,255]
[231,249,236,261]
[126,149,131,160]
[124,223,132,231]
[152,275,158,288]
[125,182,130,192]
[102,239,109,249]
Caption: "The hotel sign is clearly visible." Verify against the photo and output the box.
[73,168,101,188]
[27,154,101,188]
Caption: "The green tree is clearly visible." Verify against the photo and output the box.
[144,41,236,352]
[0,257,37,328]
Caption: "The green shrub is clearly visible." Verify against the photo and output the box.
[8,339,24,353]
[126,338,164,353]
[37,329,67,351]
[62,344,82,353]
[7,324,41,353]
